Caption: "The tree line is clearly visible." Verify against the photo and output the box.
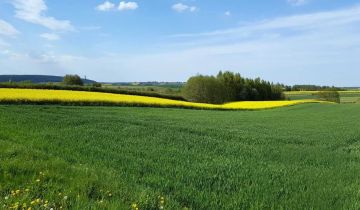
[283,84,343,91]
[182,71,284,104]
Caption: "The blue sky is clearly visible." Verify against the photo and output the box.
[0,0,360,85]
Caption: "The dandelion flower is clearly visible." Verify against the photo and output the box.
[131,203,138,208]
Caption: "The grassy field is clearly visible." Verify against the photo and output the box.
[1,104,360,209]
[285,91,360,103]
[102,84,182,96]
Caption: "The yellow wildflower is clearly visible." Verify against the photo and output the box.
[131,203,138,208]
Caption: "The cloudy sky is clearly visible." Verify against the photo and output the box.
[0,0,359,85]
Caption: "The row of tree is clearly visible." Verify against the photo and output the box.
[283,84,343,91]
[182,71,284,104]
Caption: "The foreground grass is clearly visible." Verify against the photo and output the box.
[0,88,324,110]
[1,104,360,209]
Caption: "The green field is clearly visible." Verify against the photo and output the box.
[102,84,182,96]
[1,104,360,209]
[285,91,360,103]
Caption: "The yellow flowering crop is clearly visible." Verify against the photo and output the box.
[0,88,326,110]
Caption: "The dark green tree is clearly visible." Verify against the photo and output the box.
[63,75,84,86]
[183,71,285,104]
[217,71,244,102]
[317,91,340,103]
[183,75,226,104]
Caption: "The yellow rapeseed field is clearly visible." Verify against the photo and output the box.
[0,88,326,110]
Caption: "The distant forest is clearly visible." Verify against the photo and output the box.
[0,75,95,84]
[283,85,344,91]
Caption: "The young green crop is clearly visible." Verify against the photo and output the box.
[1,104,360,209]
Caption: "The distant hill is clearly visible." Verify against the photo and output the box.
[0,75,96,84]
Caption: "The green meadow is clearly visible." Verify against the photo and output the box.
[285,91,360,103]
[1,104,360,209]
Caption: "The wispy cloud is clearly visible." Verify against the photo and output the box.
[0,19,19,37]
[0,38,9,47]
[40,33,60,41]
[287,0,307,6]
[12,0,74,31]
[3,4,360,86]
[172,3,197,13]
[172,6,360,38]
[80,26,102,31]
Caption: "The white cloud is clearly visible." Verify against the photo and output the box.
[118,1,138,11]
[287,0,307,6]
[225,11,231,16]
[2,5,360,86]
[96,1,115,11]
[172,3,197,13]
[173,6,360,38]
[12,0,74,31]
[0,19,19,37]
[40,33,60,41]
